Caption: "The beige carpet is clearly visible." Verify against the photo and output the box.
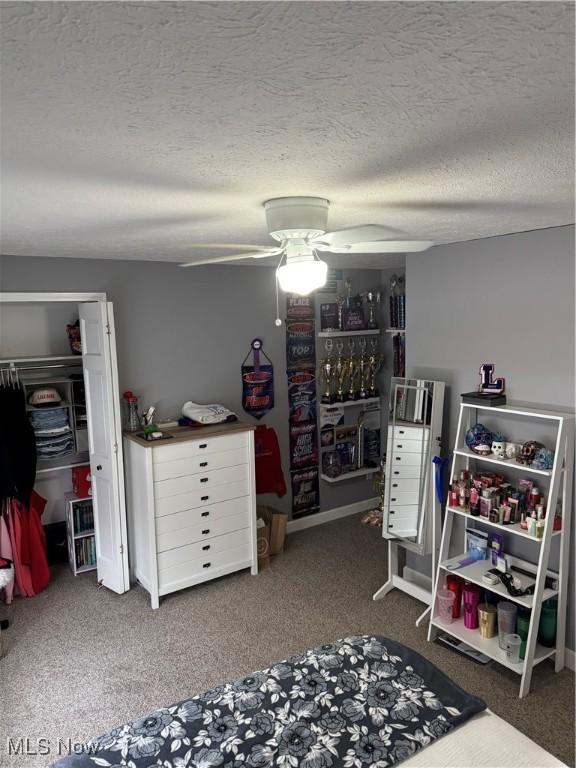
[1,514,574,767]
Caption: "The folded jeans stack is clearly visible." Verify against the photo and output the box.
[29,407,74,459]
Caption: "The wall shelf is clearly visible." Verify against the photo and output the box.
[319,397,380,410]
[447,506,561,540]
[385,328,405,334]
[321,467,377,483]
[317,329,381,338]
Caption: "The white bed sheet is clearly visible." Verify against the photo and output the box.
[402,709,567,768]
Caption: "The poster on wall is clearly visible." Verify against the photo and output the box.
[241,338,274,420]
[286,319,315,370]
[286,295,315,320]
[288,369,317,425]
[289,421,318,469]
[291,467,320,519]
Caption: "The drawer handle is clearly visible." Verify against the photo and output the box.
[203,562,211,568]
[202,529,210,535]
[201,511,210,517]
[393,471,400,475]
[391,497,397,502]
[200,477,209,483]
[399,430,405,434]
[199,462,208,467]
[201,495,209,501]
[397,444,403,448]
[392,483,398,488]
[390,510,396,515]
[395,456,402,461]
[202,544,210,551]
[199,443,207,449]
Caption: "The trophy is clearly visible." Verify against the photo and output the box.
[357,354,370,399]
[346,355,358,401]
[368,352,384,398]
[334,341,347,403]
[362,291,381,330]
[319,357,335,404]
[336,293,346,331]
[344,277,353,308]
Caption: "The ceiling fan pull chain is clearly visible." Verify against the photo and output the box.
[274,250,285,327]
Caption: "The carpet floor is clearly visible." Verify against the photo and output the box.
[1,514,574,767]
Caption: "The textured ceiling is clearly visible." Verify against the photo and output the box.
[0,1,574,267]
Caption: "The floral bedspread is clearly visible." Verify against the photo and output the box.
[52,635,485,768]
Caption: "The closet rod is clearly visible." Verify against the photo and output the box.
[0,363,83,372]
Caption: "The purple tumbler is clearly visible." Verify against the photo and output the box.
[463,583,482,629]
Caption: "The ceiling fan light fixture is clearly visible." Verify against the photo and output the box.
[277,253,328,296]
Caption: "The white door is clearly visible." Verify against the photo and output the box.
[79,301,129,593]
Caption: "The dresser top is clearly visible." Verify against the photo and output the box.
[124,420,255,448]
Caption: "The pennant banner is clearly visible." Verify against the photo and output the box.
[241,338,274,420]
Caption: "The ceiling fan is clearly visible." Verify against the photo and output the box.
[180,197,433,295]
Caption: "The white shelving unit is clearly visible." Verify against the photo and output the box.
[319,397,380,410]
[428,401,574,698]
[65,493,97,575]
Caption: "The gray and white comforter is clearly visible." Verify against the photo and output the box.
[53,635,485,768]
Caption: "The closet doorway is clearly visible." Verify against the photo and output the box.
[0,292,129,594]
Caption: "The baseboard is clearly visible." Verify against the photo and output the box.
[287,497,379,534]
[565,648,575,671]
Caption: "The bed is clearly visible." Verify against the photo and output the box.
[51,635,566,768]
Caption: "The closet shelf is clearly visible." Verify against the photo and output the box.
[0,354,82,365]
[74,529,95,540]
[317,329,381,338]
[319,397,380,409]
[36,460,89,476]
[27,400,72,412]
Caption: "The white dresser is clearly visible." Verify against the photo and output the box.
[124,423,257,608]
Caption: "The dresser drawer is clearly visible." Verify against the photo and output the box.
[154,464,248,499]
[388,425,430,441]
[386,504,420,522]
[388,451,424,467]
[153,431,248,464]
[157,506,251,552]
[155,479,250,517]
[388,464,423,480]
[156,496,251,536]
[388,477,421,494]
[387,437,429,455]
[158,542,252,591]
[158,526,251,567]
[153,447,248,482]
[386,490,420,506]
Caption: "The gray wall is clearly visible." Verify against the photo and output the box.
[405,224,575,650]
[0,256,388,518]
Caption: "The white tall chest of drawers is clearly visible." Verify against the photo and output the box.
[124,423,258,608]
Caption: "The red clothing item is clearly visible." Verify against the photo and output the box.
[28,491,50,594]
[7,501,34,597]
[254,425,287,497]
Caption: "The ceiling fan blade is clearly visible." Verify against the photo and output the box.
[187,243,274,251]
[318,240,434,254]
[179,249,283,267]
[311,224,397,249]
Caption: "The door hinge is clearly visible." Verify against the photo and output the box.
[120,544,124,555]
[105,322,111,336]
[114,441,119,454]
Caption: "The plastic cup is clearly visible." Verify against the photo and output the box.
[504,633,522,663]
[516,612,530,660]
[437,589,456,623]
[497,602,517,649]
[478,603,497,638]
[539,601,557,648]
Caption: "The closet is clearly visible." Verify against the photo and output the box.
[0,293,129,595]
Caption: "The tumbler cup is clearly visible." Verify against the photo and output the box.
[478,603,497,638]
[498,602,517,649]
[462,583,482,629]
[504,633,522,663]
[437,589,456,623]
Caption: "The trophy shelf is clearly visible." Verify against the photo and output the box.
[320,467,377,483]
[317,329,381,338]
[319,397,380,410]
[385,328,406,334]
